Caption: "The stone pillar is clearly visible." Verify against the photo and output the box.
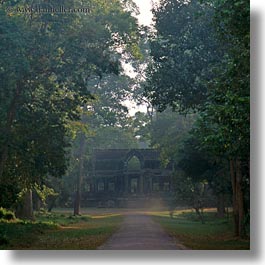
[124,173,128,194]
[139,172,144,194]
[150,177,153,194]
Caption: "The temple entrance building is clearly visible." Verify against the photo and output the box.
[82,149,174,208]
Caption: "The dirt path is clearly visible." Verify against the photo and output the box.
[98,214,187,250]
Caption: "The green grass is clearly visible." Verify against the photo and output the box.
[0,212,123,250]
[151,210,250,250]
[0,208,250,250]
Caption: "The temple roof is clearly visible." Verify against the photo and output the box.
[93,149,160,161]
[90,149,174,176]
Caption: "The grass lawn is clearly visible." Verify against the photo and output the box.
[0,208,250,250]
[151,209,250,250]
[0,211,123,250]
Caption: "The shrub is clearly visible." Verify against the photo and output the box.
[0,208,4,219]
[0,234,9,246]
[4,212,15,220]
[0,207,16,221]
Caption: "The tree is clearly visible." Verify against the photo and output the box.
[69,74,141,214]
[193,0,250,236]
[144,0,249,237]
[0,0,141,217]
[144,0,224,112]
[177,134,231,218]
[149,109,196,166]
[173,169,208,224]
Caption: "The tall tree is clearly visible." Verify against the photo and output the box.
[149,109,196,166]
[144,0,224,112]
[194,0,250,237]
[144,0,249,237]
[0,0,141,217]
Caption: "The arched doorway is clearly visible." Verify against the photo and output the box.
[127,156,141,194]
[124,151,144,195]
[127,155,141,171]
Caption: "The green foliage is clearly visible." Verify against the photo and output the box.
[144,0,249,160]
[145,0,223,112]
[34,184,58,207]
[90,126,139,149]
[191,0,250,158]
[0,208,16,221]
[0,219,58,249]
[0,0,142,210]
[173,170,210,211]
[144,0,249,237]
[169,133,231,218]
[149,109,196,166]
[177,137,211,179]
[0,212,123,249]
[0,177,21,209]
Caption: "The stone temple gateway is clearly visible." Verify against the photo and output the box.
[82,149,174,208]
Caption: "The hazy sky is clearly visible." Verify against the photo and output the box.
[124,1,156,115]
[132,0,154,26]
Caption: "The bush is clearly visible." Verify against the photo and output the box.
[0,207,16,221]
[0,209,4,219]
[5,212,15,220]
[0,234,9,246]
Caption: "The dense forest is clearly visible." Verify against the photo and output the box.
[0,0,249,246]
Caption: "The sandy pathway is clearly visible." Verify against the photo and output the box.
[98,214,187,250]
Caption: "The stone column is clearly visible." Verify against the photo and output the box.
[150,177,153,194]
[124,173,128,194]
[139,171,144,194]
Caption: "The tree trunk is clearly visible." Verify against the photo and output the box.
[48,197,56,212]
[35,197,41,212]
[195,207,205,224]
[230,159,239,236]
[16,189,34,220]
[230,159,245,237]
[235,159,244,237]
[216,193,226,218]
[0,82,22,178]
[74,133,86,216]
